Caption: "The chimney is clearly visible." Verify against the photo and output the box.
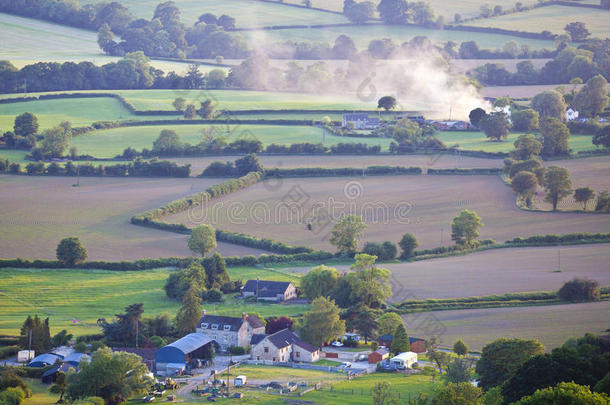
[202,309,206,316]
[242,312,247,321]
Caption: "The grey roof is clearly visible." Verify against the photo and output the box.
[28,353,61,366]
[265,329,317,353]
[247,315,265,329]
[242,280,293,298]
[378,335,393,341]
[409,337,424,343]
[42,363,77,378]
[166,333,212,354]
[198,314,245,332]
[250,334,266,346]
[343,113,369,120]
[373,348,389,356]
[64,352,89,364]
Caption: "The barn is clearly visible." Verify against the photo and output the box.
[155,333,213,376]
[28,353,61,368]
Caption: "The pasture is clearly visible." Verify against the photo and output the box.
[466,5,610,38]
[69,124,392,157]
[81,0,349,27]
[0,13,196,74]
[0,266,304,336]
[329,243,610,300]
[263,23,558,50]
[164,175,610,251]
[171,153,504,175]
[0,97,178,130]
[436,131,598,154]
[403,301,610,351]
[0,175,269,260]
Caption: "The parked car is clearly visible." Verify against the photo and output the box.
[341,362,352,368]
[331,341,344,347]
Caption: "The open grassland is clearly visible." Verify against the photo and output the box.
[437,131,598,154]
[0,266,304,336]
[0,97,179,130]
[81,0,348,27]
[0,175,269,260]
[0,89,381,112]
[225,365,347,384]
[466,5,610,38]
[329,244,610,300]
[263,24,557,50]
[276,0,539,19]
[165,175,610,251]
[70,125,392,157]
[172,154,504,175]
[0,13,197,74]
[403,301,610,351]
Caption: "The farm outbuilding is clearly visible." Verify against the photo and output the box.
[63,352,89,367]
[41,363,77,384]
[368,348,390,364]
[390,351,418,370]
[155,333,213,376]
[28,353,61,368]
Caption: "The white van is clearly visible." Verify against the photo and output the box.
[234,375,247,387]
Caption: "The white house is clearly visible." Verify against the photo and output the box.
[390,351,418,369]
[566,107,579,121]
[195,311,265,351]
[342,113,380,130]
[251,329,320,363]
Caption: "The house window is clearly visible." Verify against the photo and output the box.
[296,352,300,358]
[264,347,269,353]
[211,324,219,330]
[257,356,260,360]
[201,322,208,328]
[224,325,231,331]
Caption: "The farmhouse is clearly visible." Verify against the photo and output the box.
[342,113,381,130]
[242,279,297,302]
[196,311,265,351]
[433,120,474,131]
[566,107,579,121]
[251,329,320,363]
[368,348,390,364]
[155,333,213,376]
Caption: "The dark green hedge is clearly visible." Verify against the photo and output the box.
[506,233,610,244]
[0,257,194,270]
[428,168,502,175]
[264,165,422,177]
[216,230,313,254]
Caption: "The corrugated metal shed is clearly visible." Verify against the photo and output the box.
[28,353,61,367]
[156,333,212,365]
[63,352,89,366]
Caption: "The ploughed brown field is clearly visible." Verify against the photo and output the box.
[403,301,610,351]
[328,243,610,300]
[171,153,504,176]
[0,175,268,260]
[165,175,610,251]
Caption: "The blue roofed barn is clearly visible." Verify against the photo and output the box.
[28,353,61,368]
[155,333,213,376]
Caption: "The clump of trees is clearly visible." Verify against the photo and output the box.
[451,210,483,248]
[19,315,51,353]
[329,214,367,254]
[56,237,88,267]
[558,278,600,302]
[164,255,231,301]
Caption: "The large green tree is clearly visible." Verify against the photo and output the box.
[164,262,208,300]
[301,265,340,299]
[299,297,345,347]
[451,210,483,248]
[152,129,182,154]
[515,382,609,405]
[350,305,380,344]
[511,171,538,206]
[13,112,39,137]
[511,109,539,132]
[65,348,153,405]
[175,284,202,334]
[349,253,392,308]
[431,382,482,405]
[476,338,545,390]
[543,166,572,211]
[377,95,397,111]
[39,122,72,159]
[564,22,591,41]
[56,237,88,266]
[398,233,418,259]
[511,134,542,160]
[531,90,567,121]
[372,381,398,405]
[377,312,403,337]
[573,75,609,118]
[574,187,595,210]
[540,118,570,157]
[391,323,410,355]
[480,111,511,141]
[453,339,469,356]
[377,0,408,24]
[188,224,217,257]
[329,214,366,254]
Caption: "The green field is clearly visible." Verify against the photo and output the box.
[69,124,392,157]
[0,267,304,336]
[264,23,558,49]
[80,0,348,27]
[0,97,178,130]
[467,5,610,38]
[437,131,598,153]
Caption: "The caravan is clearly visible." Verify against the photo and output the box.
[389,352,418,370]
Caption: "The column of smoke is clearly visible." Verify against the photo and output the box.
[241,30,490,120]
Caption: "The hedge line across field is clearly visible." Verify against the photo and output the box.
[262,165,423,178]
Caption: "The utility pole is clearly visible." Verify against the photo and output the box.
[256,276,259,301]
[558,246,561,272]
[135,320,139,348]
[28,329,32,351]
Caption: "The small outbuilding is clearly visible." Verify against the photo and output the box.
[63,352,89,367]
[28,353,61,368]
[155,333,212,376]
[368,348,389,364]
[390,351,418,370]
[41,363,77,384]
[234,375,247,387]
